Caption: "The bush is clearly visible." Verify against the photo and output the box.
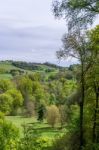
[0,93,13,114]
[46,105,60,127]
[37,104,46,122]
[18,124,52,150]
[0,119,19,150]
[49,130,80,150]
[35,136,52,150]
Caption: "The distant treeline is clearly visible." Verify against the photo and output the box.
[11,61,63,70]
[12,61,42,70]
[43,62,62,69]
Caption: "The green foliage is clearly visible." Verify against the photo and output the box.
[0,119,19,150]
[0,93,13,114]
[48,79,76,105]
[18,76,33,96]
[0,112,4,120]
[0,4,98,150]
[0,68,6,74]
[37,104,46,121]
[58,105,67,127]
[0,79,13,93]
[6,116,65,138]
[0,60,78,149]
[35,136,52,150]
[18,124,52,150]
[28,73,41,81]
[84,144,99,150]
[47,105,60,127]
[12,61,43,71]
[7,89,23,115]
[49,105,80,150]
[10,69,24,76]
[53,0,99,29]
[0,65,77,149]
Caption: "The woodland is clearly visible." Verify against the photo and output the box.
[0,0,99,150]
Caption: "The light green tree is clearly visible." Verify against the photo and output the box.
[17,76,32,107]
[7,89,23,115]
[0,93,13,114]
[0,79,13,93]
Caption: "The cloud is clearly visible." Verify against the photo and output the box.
[0,24,78,66]
[0,0,79,66]
[0,25,63,62]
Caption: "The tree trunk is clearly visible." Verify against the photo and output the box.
[79,61,85,150]
[92,84,99,143]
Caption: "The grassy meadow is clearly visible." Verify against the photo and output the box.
[6,116,65,138]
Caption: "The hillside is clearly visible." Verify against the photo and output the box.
[0,60,61,79]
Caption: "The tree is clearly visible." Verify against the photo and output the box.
[47,105,60,127]
[7,89,23,115]
[26,100,35,117]
[56,30,92,149]
[28,72,41,81]
[86,63,99,144]
[0,79,13,93]
[37,104,46,122]
[17,76,32,107]
[86,25,99,144]
[0,93,13,114]
[52,0,99,149]
[58,105,67,128]
[32,81,47,107]
[48,79,74,106]
[52,0,99,30]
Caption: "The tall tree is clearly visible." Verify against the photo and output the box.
[52,0,99,30]
[52,1,99,149]
[56,30,91,149]
[87,25,99,143]
[17,76,32,107]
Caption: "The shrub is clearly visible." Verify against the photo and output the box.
[37,104,46,122]
[0,93,13,114]
[18,124,52,150]
[46,105,60,127]
[0,119,19,150]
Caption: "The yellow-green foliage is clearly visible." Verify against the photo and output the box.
[0,118,19,150]
[47,105,60,127]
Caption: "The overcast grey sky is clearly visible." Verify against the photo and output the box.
[0,0,98,66]
[0,0,77,66]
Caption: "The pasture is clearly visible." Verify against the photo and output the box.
[6,116,65,138]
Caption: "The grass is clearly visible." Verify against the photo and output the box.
[0,62,20,71]
[0,61,59,80]
[0,74,12,79]
[5,116,65,138]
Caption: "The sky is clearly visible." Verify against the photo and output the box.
[0,0,98,66]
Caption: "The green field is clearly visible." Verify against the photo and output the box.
[0,73,12,79]
[0,61,59,80]
[0,62,20,71]
[6,116,65,138]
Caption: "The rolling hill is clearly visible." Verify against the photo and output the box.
[0,60,61,79]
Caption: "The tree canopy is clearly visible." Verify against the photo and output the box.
[53,0,99,30]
